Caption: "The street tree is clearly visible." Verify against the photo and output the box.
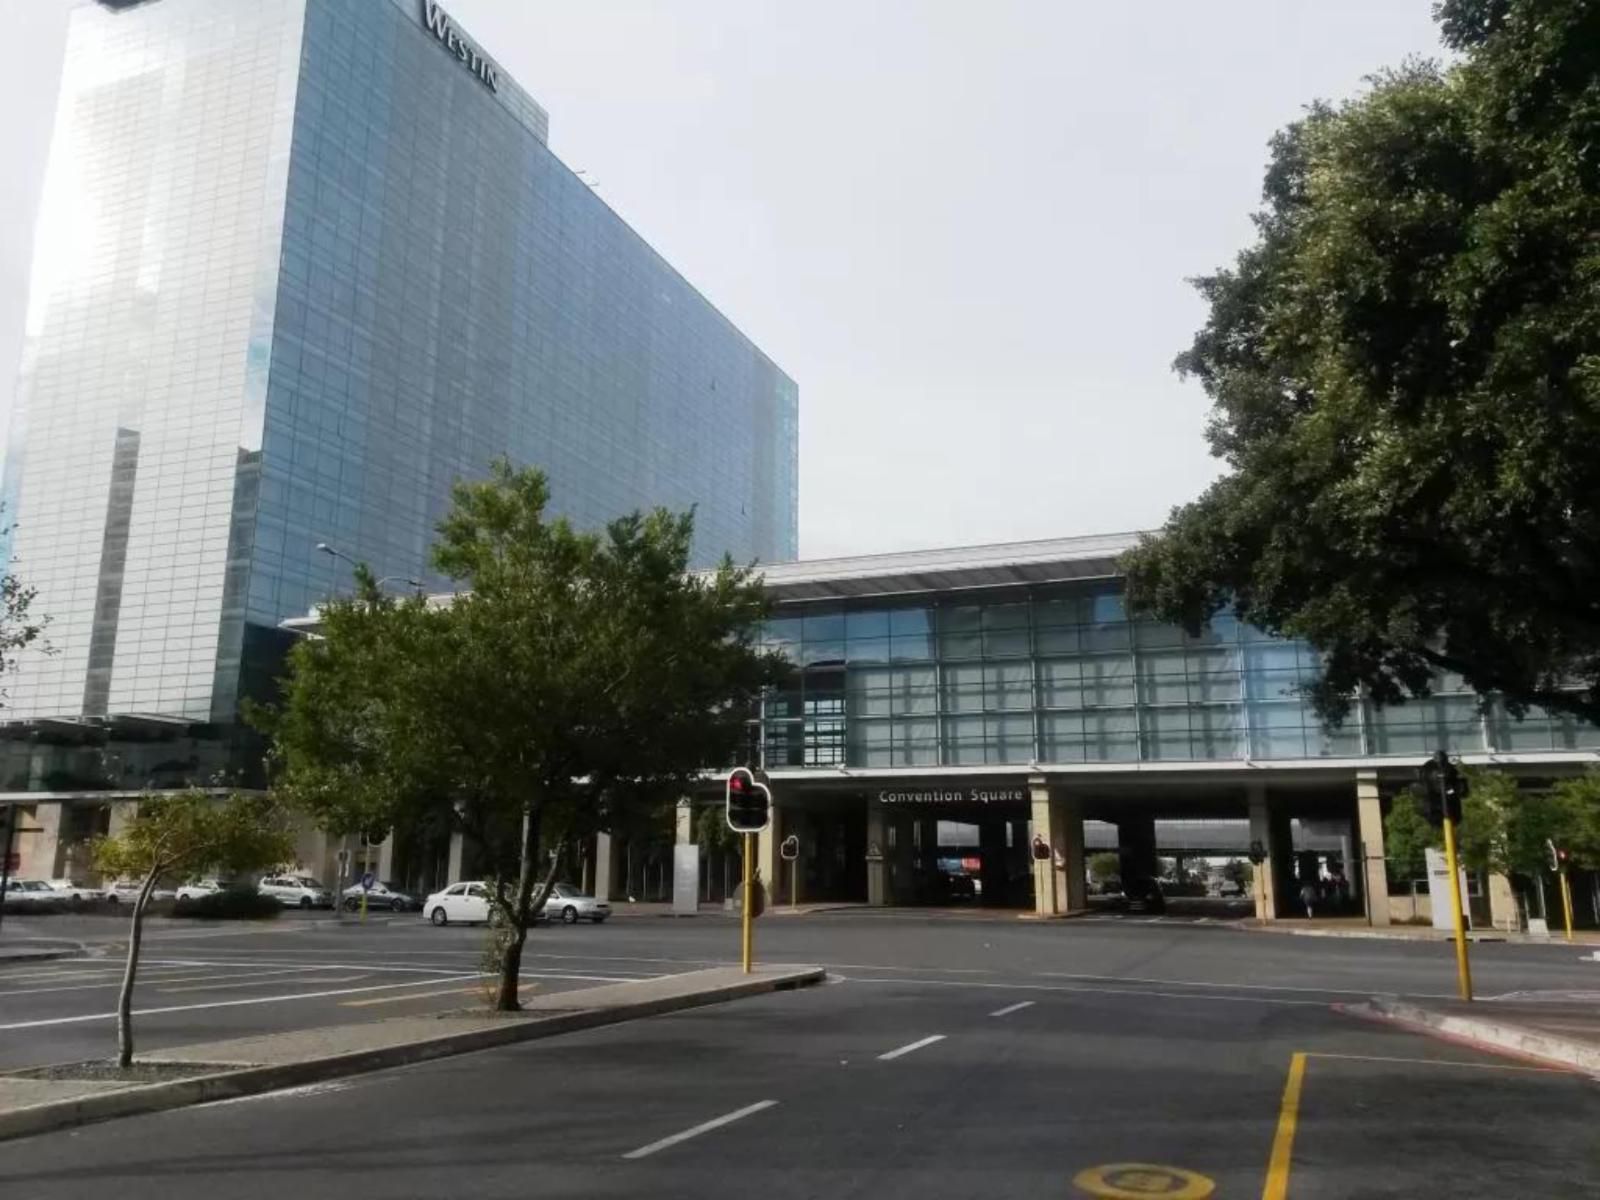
[1220,858,1251,893]
[1123,0,1600,727]
[0,512,47,708]
[92,790,295,1067]
[268,461,784,1010]
[1384,790,1438,885]
[1087,851,1121,889]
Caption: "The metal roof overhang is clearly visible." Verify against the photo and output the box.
[754,532,1144,605]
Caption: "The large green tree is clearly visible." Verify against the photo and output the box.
[1124,0,1600,726]
[267,461,783,1010]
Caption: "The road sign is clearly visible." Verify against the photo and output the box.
[360,871,375,891]
[335,848,351,867]
[780,834,799,861]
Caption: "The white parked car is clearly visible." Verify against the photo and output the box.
[102,879,177,904]
[423,880,492,926]
[540,883,610,924]
[1,879,58,908]
[257,874,334,909]
[46,879,96,905]
[175,878,228,902]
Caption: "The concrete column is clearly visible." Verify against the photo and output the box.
[1355,769,1390,927]
[675,797,694,845]
[1247,786,1278,920]
[447,831,465,883]
[594,831,618,901]
[1030,777,1084,915]
[866,797,887,907]
[23,803,65,879]
[890,812,915,904]
[1117,813,1158,882]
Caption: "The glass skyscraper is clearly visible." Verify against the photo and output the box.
[1,0,798,760]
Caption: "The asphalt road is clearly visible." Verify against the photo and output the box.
[1,911,1596,1197]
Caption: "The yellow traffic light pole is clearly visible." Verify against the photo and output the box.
[741,831,754,974]
[1559,866,1575,944]
[1440,813,1473,1002]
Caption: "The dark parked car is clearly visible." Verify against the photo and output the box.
[1123,877,1166,914]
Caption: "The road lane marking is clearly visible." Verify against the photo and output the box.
[1075,1163,1215,1199]
[621,1100,778,1159]
[0,974,486,1029]
[840,975,1326,1007]
[1261,1051,1306,1200]
[989,1000,1035,1018]
[878,1034,946,1061]
[342,987,483,1007]
[160,974,367,994]
[0,967,330,998]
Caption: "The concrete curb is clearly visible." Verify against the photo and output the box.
[0,947,82,965]
[1243,923,1524,945]
[1356,997,1600,1075]
[0,964,824,1143]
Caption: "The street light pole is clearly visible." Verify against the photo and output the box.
[315,542,422,593]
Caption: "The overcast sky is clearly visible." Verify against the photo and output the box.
[0,0,1443,560]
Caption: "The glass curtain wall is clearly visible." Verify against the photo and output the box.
[757,583,1600,769]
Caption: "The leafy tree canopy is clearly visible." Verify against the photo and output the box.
[265,461,786,1008]
[1124,0,1600,726]
[1384,789,1439,882]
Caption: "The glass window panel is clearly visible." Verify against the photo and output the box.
[847,637,890,665]
[1367,697,1482,756]
[846,666,893,717]
[1083,708,1139,762]
[888,608,933,637]
[802,611,845,641]
[941,663,985,713]
[1190,704,1245,760]
[800,638,846,667]
[845,610,890,639]
[1079,655,1135,706]
[891,628,936,661]
[891,666,938,714]
[1038,658,1083,708]
[988,714,1035,763]
[982,603,1030,630]
[1137,648,1189,705]
[1249,701,1309,758]
[1081,619,1129,653]
[1088,592,1125,623]
[1034,620,1079,655]
[894,717,939,766]
[1140,708,1192,760]
[983,627,1030,658]
[1040,711,1086,762]
[985,662,1034,709]
[941,715,987,766]
[1135,621,1184,649]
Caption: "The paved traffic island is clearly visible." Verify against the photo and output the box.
[0,963,824,1142]
[1351,993,1600,1074]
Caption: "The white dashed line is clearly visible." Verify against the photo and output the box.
[989,1000,1035,1018]
[877,1034,946,1061]
[622,1100,779,1159]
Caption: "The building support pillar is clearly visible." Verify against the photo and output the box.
[757,806,781,908]
[24,803,64,879]
[1030,776,1084,916]
[1117,813,1158,883]
[1487,871,1520,932]
[1247,786,1278,921]
[866,797,887,907]
[1355,769,1390,927]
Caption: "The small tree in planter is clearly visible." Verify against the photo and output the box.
[92,790,295,1067]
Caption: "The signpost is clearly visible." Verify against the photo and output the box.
[1419,751,1473,1002]
[780,834,799,910]
[726,768,772,974]
[1548,838,1575,943]
[335,846,351,924]
[359,870,375,923]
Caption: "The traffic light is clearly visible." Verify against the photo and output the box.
[726,767,771,834]
[1247,840,1267,866]
[1419,750,1468,825]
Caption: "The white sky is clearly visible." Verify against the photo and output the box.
[0,0,1442,560]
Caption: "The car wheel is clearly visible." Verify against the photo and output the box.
[562,905,578,924]
[389,899,405,912]
[430,906,448,927]
[591,914,606,924]
[299,896,312,909]
[106,894,118,904]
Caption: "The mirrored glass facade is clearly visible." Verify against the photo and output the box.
[758,582,1600,769]
[1,0,798,741]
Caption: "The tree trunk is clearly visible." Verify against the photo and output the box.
[117,870,161,1068]
[494,806,565,1012]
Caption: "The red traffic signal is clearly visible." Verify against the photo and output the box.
[726,767,772,834]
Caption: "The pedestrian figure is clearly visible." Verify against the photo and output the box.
[1300,879,1318,919]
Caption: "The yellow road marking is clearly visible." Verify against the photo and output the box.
[1262,1052,1306,1200]
[341,986,482,1008]
[1306,1051,1567,1074]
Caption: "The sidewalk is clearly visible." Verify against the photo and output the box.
[1356,993,1600,1075]
[0,962,824,1142]
[1245,917,1600,947]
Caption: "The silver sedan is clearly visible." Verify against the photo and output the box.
[539,883,611,924]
